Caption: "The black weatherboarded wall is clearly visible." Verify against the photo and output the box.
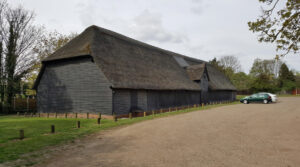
[37,57,112,115]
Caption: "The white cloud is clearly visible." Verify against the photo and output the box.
[130,10,188,43]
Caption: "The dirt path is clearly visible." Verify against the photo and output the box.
[37,97,300,167]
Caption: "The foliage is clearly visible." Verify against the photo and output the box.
[248,0,300,58]
[278,63,296,90]
[0,1,41,107]
[26,31,77,86]
[230,72,252,90]
[249,73,279,93]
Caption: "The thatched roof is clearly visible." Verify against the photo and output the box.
[186,64,206,81]
[34,25,236,91]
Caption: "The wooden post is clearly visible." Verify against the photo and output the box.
[75,113,78,119]
[144,112,146,117]
[13,97,16,111]
[47,113,49,118]
[97,118,101,125]
[55,112,57,118]
[17,112,19,116]
[19,129,24,140]
[51,125,55,133]
[129,112,132,119]
[27,97,29,112]
[65,113,67,118]
[113,114,117,122]
[98,113,102,119]
[77,121,80,128]
[87,112,89,119]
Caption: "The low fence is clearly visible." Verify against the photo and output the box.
[17,100,234,119]
[292,88,300,95]
[1,97,36,114]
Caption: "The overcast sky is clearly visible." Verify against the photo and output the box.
[10,0,300,73]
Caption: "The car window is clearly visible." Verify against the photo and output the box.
[251,94,258,98]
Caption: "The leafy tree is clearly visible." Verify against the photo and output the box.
[278,63,296,90]
[27,31,77,85]
[249,73,279,93]
[249,59,279,92]
[248,0,300,58]
[0,1,41,107]
[230,72,252,91]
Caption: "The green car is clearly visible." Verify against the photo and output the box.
[240,93,272,104]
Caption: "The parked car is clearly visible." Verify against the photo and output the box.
[258,92,277,102]
[240,93,272,104]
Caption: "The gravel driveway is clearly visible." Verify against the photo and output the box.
[38,97,300,167]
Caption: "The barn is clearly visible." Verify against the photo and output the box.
[33,25,236,116]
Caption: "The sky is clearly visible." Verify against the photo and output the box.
[9,0,300,73]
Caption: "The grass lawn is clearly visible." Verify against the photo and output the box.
[0,101,238,164]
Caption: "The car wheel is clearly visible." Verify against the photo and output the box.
[243,100,248,104]
[263,99,268,104]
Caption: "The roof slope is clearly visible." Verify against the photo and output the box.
[37,25,236,91]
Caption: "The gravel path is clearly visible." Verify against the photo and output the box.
[38,97,300,167]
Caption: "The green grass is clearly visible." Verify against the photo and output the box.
[0,102,238,164]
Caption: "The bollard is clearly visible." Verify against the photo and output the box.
[129,112,132,119]
[47,113,49,118]
[65,113,67,118]
[113,114,117,122]
[77,121,80,128]
[51,125,55,133]
[19,129,24,140]
[99,113,102,119]
[75,113,78,119]
[87,112,89,119]
[144,112,146,117]
[97,118,101,125]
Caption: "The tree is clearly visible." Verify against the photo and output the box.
[219,55,242,73]
[249,58,279,92]
[249,58,282,78]
[278,63,296,90]
[230,72,252,91]
[31,31,76,72]
[248,0,300,58]
[0,1,41,106]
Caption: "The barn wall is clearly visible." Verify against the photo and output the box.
[113,89,201,115]
[37,57,112,114]
[204,90,236,103]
